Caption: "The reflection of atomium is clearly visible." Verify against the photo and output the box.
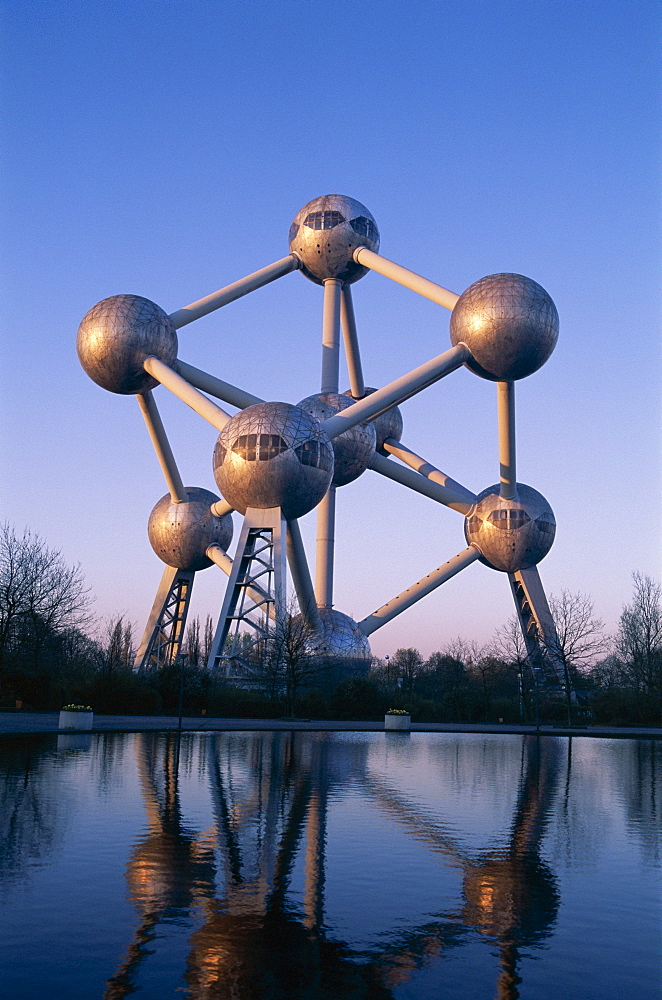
[77,192,569,688]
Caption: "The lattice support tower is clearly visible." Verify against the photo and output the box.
[208,507,286,681]
[134,566,195,671]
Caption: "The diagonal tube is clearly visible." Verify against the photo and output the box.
[322,343,470,441]
[168,255,300,329]
[358,545,481,635]
[369,453,474,514]
[354,247,460,310]
[340,285,365,399]
[381,438,476,511]
[137,391,187,503]
[176,359,264,410]
[143,356,231,431]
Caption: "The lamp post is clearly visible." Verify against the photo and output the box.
[533,667,541,732]
[177,651,188,732]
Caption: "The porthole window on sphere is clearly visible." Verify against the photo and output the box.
[466,516,481,533]
[231,434,288,462]
[303,210,345,230]
[288,223,299,242]
[295,439,333,472]
[349,216,378,242]
[487,509,531,530]
[536,516,556,535]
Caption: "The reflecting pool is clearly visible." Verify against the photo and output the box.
[0,731,659,999]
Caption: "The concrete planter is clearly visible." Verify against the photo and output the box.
[59,710,93,731]
[384,713,411,731]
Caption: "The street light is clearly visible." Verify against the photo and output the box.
[533,667,541,732]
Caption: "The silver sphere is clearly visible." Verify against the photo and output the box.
[450,273,559,381]
[297,393,376,487]
[77,294,178,394]
[212,402,333,519]
[148,487,233,571]
[464,483,556,573]
[288,194,379,286]
[301,609,372,665]
[344,387,403,455]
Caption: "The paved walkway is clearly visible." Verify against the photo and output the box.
[0,711,660,739]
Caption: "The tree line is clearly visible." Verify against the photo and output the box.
[0,522,659,724]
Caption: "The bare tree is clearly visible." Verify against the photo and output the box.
[390,647,424,695]
[202,614,214,665]
[616,572,662,696]
[264,601,317,716]
[543,590,607,724]
[102,614,134,674]
[0,523,92,680]
[186,616,201,668]
[493,615,534,720]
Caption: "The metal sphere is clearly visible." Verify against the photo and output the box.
[297,393,376,487]
[344,387,403,455]
[288,194,379,285]
[77,294,178,394]
[464,483,556,573]
[299,609,372,665]
[212,402,334,519]
[148,487,233,571]
[450,273,559,382]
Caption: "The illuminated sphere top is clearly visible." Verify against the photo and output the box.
[77,294,178,394]
[450,273,558,381]
[297,392,376,487]
[344,387,404,455]
[299,608,371,664]
[464,483,556,573]
[212,402,334,519]
[148,487,233,571]
[288,194,379,285]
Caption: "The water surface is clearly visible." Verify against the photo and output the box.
[0,731,659,999]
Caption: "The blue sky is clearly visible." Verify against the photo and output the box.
[1,0,660,658]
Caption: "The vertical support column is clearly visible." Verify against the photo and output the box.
[498,381,517,499]
[286,519,323,633]
[321,279,342,394]
[315,487,336,609]
[340,285,365,399]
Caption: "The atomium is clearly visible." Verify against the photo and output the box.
[78,193,570,691]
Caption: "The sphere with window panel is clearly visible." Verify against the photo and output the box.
[212,402,334,519]
[288,194,379,285]
[464,483,556,573]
